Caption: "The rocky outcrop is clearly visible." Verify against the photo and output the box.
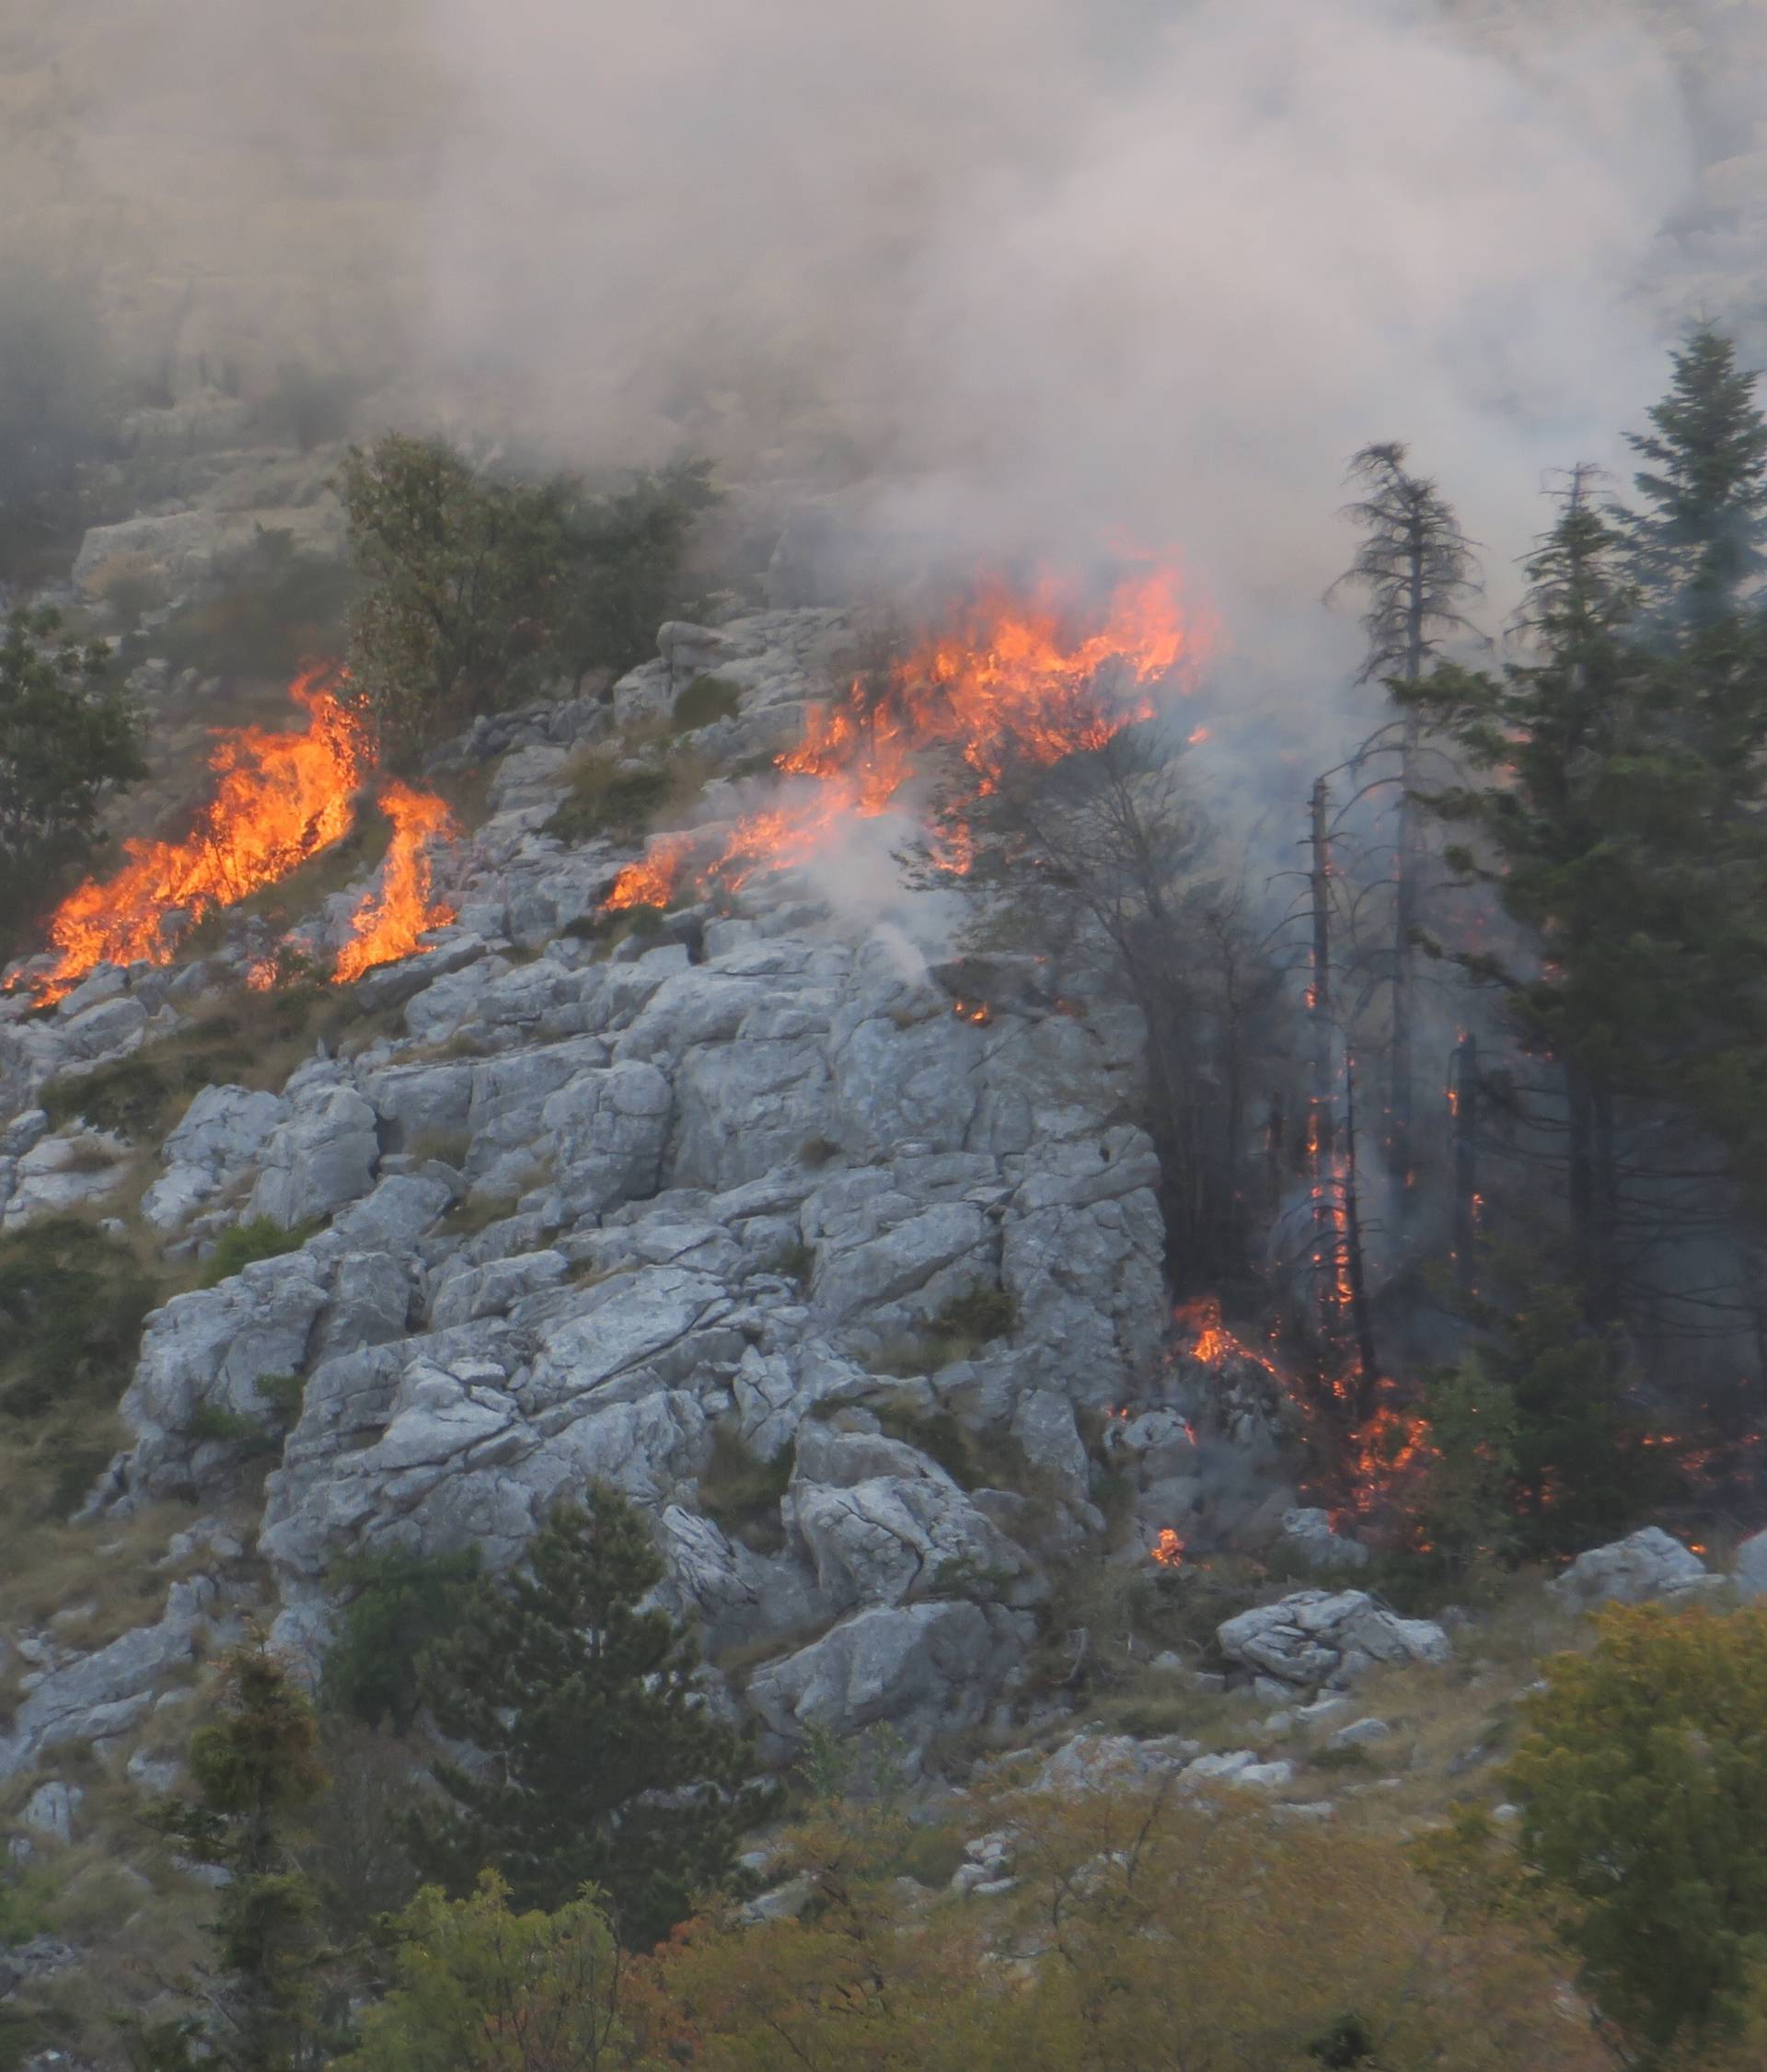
[1216,1590,1451,1690]
[3,607,1299,1764]
[0,1579,216,1781]
[1548,1527,1718,1609]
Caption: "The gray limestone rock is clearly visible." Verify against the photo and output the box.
[746,1600,1031,1763]
[1549,1527,1715,1609]
[1217,1590,1451,1690]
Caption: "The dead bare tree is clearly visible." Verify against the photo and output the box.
[1327,442,1483,1207]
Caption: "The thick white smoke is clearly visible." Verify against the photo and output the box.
[414,0,1707,655]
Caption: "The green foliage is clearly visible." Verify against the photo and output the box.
[334,1872,627,2072]
[930,1282,1017,1345]
[412,1487,774,1947]
[341,437,714,758]
[321,1545,483,1736]
[670,673,742,733]
[1404,1351,1518,1577]
[542,756,670,847]
[552,459,719,687]
[1626,323,1767,632]
[340,434,572,758]
[0,1216,156,1497]
[152,1638,331,2072]
[186,1402,278,1452]
[1509,1602,1767,2057]
[696,1427,794,1549]
[0,607,144,956]
[200,1217,315,1290]
[40,1054,170,1136]
[1489,1285,1674,1558]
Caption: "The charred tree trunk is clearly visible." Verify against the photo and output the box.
[1308,777,1338,1339]
[1451,1031,1479,1290]
[1341,1048,1381,1410]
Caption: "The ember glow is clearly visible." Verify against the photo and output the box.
[604,563,1210,912]
[16,666,456,1000]
[1174,1296,1285,1383]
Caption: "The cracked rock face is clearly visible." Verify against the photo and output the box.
[8,608,1289,1761]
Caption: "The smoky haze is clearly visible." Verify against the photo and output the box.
[413,0,1708,642]
[26,0,1766,656]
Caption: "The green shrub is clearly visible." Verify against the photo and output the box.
[0,1217,156,1421]
[776,1241,815,1286]
[698,1427,794,1551]
[543,756,672,846]
[874,1404,979,1487]
[323,1545,483,1735]
[199,1216,315,1289]
[256,1372,306,1427]
[186,1401,276,1451]
[931,1283,1017,1344]
[671,673,742,733]
[1508,1601,1767,2057]
[40,1055,170,1136]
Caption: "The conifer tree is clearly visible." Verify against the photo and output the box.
[1402,468,1646,1312]
[412,1488,770,1950]
[150,1638,331,2072]
[1328,443,1482,1194]
[1625,323,1767,633]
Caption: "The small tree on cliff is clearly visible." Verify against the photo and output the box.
[411,1487,771,1949]
[339,435,572,759]
[0,607,143,957]
[146,1637,331,2072]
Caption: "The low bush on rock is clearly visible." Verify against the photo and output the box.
[670,673,742,733]
[0,1215,157,1518]
[40,1054,171,1137]
[198,1214,314,1288]
[544,754,672,847]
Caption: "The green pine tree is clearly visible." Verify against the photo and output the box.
[148,1638,331,2072]
[412,1488,772,1949]
[1625,323,1767,634]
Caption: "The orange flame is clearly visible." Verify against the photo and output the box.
[604,563,1210,912]
[1150,1528,1187,1568]
[23,666,369,1001]
[332,782,456,985]
[15,666,457,1001]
